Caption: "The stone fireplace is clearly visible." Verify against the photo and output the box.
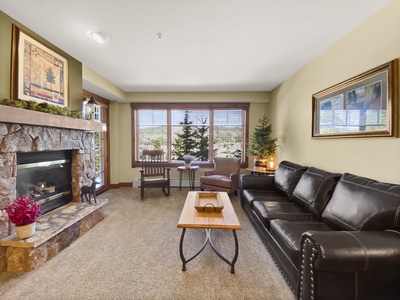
[0,108,106,272]
[0,122,96,239]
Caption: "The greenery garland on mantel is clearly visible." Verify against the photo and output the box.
[0,98,82,119]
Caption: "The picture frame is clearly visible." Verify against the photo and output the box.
[312,59,398,138]
[11,25,69,107]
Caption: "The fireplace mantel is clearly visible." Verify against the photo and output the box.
[0,105,105,132]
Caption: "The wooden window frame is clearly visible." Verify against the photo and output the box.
[131,103,249,168]
[82,91,110,194]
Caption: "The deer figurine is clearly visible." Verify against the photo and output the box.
[80,175,98,204]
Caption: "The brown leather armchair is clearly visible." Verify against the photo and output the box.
[199,157,241,195]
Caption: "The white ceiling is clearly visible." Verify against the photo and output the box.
[0,0,390,98]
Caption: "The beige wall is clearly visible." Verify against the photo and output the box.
[109,98,269,184]
[269,0,400,183]
[83,66,126,101]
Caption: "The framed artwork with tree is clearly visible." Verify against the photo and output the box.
[11,25,69,107]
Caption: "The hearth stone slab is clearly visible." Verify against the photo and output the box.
[0,199,107,272]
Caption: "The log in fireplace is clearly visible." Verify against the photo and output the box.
[16,150,72,214]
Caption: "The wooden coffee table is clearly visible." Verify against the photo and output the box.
[177,191,242,273]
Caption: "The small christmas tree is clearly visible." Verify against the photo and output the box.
[247,114,277,159]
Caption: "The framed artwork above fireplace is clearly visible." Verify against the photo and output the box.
[11,25,69,108]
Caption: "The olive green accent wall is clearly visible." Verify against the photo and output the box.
[0,11,82,111]
[0,11,13,101]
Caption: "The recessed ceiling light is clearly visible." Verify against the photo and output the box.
[88,31,109,44]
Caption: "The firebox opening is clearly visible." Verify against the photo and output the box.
[16,150,73,214]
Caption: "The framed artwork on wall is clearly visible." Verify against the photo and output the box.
[11,25,69,107]
[312,59,398,138]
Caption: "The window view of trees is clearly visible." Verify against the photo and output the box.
[213,110,243,159]
[133,104,248,163]
[172,110,209,161]
[193,115,209,161]
[138,110,167,156]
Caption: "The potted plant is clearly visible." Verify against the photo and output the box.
[247,114,278,170]
[5,195,42,239]
[183,154,195,169]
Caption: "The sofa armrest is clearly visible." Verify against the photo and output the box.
[298,230,400,299]
[240,174,275,191]
[301,230,400,272]
[230,173,240,191]
[229,172,238,179]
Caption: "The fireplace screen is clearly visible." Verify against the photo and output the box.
[16,151,72,214]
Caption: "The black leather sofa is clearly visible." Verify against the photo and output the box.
[240,160,400,300]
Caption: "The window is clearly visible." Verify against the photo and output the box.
[82,92,110,193]
[131,103,249,167]
[93,103,109,192]
[94,131,105,187]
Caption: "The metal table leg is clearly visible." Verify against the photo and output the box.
[179,228,209,271]
[179,228,239,273]
[208,229,239,274]
[189,171,195,191]
[179,171,183,190]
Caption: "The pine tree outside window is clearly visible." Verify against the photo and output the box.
[172,110,209,161]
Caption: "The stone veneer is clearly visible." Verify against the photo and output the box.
[0,121,105,272]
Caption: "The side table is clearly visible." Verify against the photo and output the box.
[245,167,275,176]
[177,166,199,191]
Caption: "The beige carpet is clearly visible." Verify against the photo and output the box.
[0,187,295,300]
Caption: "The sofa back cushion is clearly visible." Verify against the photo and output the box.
[321,173,400,230]
[274,161,308,198]
[292,167,341,218]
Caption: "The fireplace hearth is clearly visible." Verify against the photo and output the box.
[17,150,73,214]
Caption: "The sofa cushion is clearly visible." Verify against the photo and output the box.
[200,175,232,189]
[270,219,337,267]
[274,161,308,198]
[322,173,400,231]
[253,201,318,229]
[242,189,288,209]
[292,167,341,218]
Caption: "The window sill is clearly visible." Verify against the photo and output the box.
[132,161,248,169]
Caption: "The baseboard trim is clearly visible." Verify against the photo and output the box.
[110,182,132,189]
[111,179,201,189]
[132,178,200,188]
